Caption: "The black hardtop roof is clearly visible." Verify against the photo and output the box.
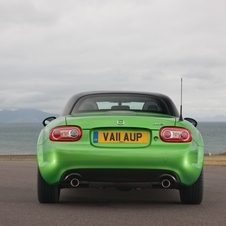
[69,90,170,98]
[61,91,179,116]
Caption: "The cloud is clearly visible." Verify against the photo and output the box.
[0,0,226,117]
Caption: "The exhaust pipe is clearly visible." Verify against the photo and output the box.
[70,178,80,187]
[161,179,171,188]
[160,174,176,188]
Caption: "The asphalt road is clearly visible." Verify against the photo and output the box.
[0,162,225,226]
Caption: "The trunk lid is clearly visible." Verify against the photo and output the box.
[65,112,176,148]
[66,111,176,129]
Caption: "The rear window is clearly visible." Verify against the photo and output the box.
[71,94,170,114]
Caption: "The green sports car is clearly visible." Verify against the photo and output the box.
[37,91,204,204]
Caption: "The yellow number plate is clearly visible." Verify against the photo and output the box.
[93,131,149,143]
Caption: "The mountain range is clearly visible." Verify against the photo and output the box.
[0,109,225,123]
[0,109,59,123]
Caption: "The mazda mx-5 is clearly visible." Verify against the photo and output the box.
[37,91,204,204]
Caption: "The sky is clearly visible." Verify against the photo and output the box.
[0,0,226,118]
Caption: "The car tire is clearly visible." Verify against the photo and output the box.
[179,170,203,204]
[37,169,60,203]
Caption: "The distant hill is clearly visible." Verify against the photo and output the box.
[0,109,225,123]
[0,109,59,123]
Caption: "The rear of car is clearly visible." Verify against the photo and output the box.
[37,92,204,204]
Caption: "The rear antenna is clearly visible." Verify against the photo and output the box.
[179,78,183,121]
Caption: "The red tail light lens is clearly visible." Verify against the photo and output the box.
[160,127,192,142]
[49,126,82,141]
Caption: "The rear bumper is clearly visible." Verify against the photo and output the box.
[37,142,204,187]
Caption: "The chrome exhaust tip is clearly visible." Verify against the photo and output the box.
[160,174,176,188]
[70,178,80,187]
[161,179,171,188]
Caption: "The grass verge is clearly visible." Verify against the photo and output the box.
[204,153,226,166]
[0,155,37,161]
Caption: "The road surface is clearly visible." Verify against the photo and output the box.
[0,161,225,226]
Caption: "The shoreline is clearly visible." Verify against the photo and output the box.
[0,154,225,166]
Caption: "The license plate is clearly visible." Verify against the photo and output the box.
[93,131,149,143]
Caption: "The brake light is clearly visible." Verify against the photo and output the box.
[160,127,192,142]
[49,126,82,141]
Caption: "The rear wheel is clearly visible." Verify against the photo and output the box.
[37,169,60,203]
[179,171,203,204]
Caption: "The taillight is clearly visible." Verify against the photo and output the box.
[49,126,82,141]
[160,127,192,142]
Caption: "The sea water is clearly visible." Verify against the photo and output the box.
[0,123,43,155]
[197,122,226,155]
[0,122,225,155]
